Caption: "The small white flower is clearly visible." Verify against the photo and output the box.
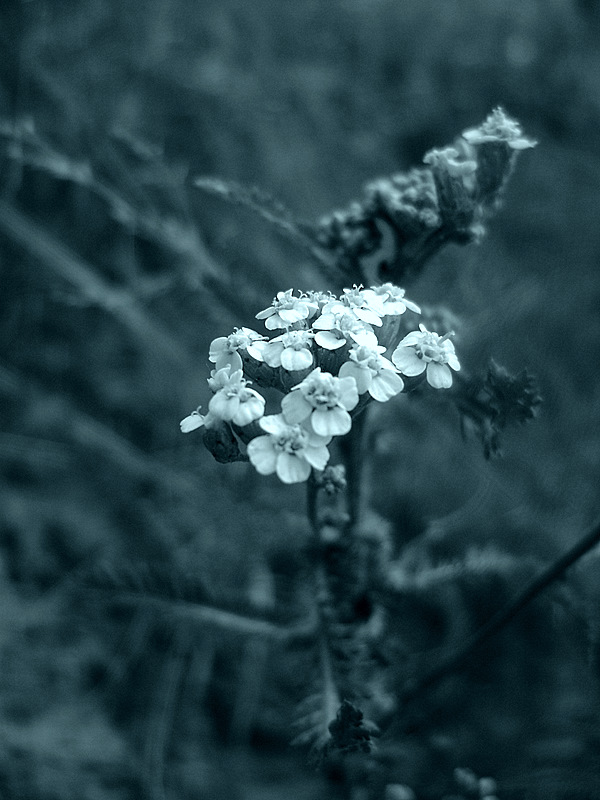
[321,286,385,327]
[391,324,460,388]
[262,329,315,370]
[371,283,421,316]
[208,368,265,425]
[209,327,266,371]
[247,414,331,484]
[281,367,359,436]
[338,344,405,401]
[303,289,336,313]
[312,309,378,351]
[207,364,237,392]
[180,407,207,433]
[255,289,318,330]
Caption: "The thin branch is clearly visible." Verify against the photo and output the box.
[0,362,199,500]
[1,120,223,284]
[144,628,189,800]
[114,593,317,642]
[194,177,339,278]
[398,516,600,708]
[0,200,191,368]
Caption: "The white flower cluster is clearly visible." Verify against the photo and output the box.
[180,285,460,484]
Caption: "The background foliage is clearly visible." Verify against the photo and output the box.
[1,1,600,798]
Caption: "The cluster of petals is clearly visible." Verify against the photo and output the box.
[372,283,421,316]
[281,367,359,436]
[255,289,317,330]
[391,324,460,388]
[207,367,266,426]
[338,344,404,401]
[182,284,461,484]
[209,327,266,372]
[312,309,378,351]
[322,286,386,327]
[247,414,330,484]
[261,329,315,370]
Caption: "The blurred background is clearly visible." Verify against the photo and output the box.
[1,0,600,798]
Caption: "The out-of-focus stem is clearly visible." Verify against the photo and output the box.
[306,473,319,537]
[389,515,600,728]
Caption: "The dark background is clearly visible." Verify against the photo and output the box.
[1,1,600,798]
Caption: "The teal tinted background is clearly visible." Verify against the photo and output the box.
[1,1,599,797]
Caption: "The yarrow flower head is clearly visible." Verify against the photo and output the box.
[209,327,266,372]
[247,414,330,484]
[208,367,266,426]
[262,329,315,371]
[181,284,463,474]
[255,289,318,330]
[391,324,460,388]
[338,344,405,401]
[281,367,359,436]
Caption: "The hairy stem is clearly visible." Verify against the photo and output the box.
[306,478,342,738]
[339,406,370,533]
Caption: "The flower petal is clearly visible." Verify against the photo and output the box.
[303,444,330,470]
[391,346,426,376]
[336,376,360,410]
[399,331,425,346]
[312,313,336,330]
[426,362,453,388]
[447,352,461,371]
[209,391,239,420]
[232,394,265,425]
[265,315,285,330]
[208,337,228,362]
[180,412,205,433]
[403,298,421,314]
[281,347,313,371]
[255,307,274,320]
[247,436,278,474]
[276,452,312,483]
[262,342,284,367]
[281,391,312,423]
[214,350,243,372]
[353,307,383,326]
[259,414,288,435]
[369,371,405,401]
[339,361,371,394]
[315,331,345,350]
[311,407,351,436]
[349,329,379,349]
[278,308,305,324]
[245,343,265,362]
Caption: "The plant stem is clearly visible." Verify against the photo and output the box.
[305,477,342,739]
[339,406,369,533]
[306,473,319,536]
[397,516,600,711]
